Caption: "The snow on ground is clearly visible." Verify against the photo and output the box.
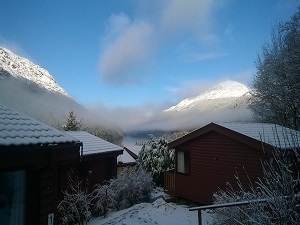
[88,198,214,225]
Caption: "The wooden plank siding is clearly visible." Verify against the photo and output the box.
[59,156,119,194]
[38,165,56,225]
[175,131,269,204]
[164,169,175,194]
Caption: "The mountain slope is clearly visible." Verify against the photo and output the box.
[0,47,123,143]
[0,47,68,96]
[166,80,250,112]
[122,81,254,133]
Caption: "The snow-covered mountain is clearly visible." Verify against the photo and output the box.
[0,47,68,96]
[165,80,251,112]
[0,47,121,137]
[125,80,254,133]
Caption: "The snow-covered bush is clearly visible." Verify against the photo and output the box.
[212,175,268,224]
[91,183,116,217]
[110,168,154,209]
[137,135,174,185]
[92,168,154,215]
[212,146,300,225]
[57,172,92,225]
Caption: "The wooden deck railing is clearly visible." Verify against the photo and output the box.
[164,169,175,194]
[189,198,269,225]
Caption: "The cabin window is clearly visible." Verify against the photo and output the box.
[177,151,190,174]
[0,170,26,225]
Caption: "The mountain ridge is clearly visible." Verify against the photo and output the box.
[0,47,253,134]
[0,47,68,96]
[166,80,251,112]
[0,47,124,145]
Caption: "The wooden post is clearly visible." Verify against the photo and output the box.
[198,210,202,225]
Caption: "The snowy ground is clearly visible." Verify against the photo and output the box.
[88,198,214,225]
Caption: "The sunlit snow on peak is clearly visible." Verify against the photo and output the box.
[166,80,250,112]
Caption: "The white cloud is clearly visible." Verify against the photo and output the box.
[103,13,131,41]
[100,15,154,85]
[0,38,34,62]
[99,0,223,85]
[160,0,214,36]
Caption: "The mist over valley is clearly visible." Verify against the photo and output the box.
[0,47,254,143]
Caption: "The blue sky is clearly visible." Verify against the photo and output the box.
[0,0,298,109]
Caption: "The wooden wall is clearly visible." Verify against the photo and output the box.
[59,154,119,194]
[0,146,80,225]
[175,131,269,204]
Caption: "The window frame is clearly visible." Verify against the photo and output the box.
[176,150,190,175]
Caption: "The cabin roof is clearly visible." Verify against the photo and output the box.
[169,122,300,150]
[215,122,300,148]
[65,131,123,155]
[0,103,80,148]
[117,147,138,164]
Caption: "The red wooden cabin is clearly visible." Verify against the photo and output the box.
[168,122,300,204]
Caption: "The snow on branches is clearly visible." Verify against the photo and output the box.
[212,142,300,224]
[137,135,174,185]
[58,168,154,223]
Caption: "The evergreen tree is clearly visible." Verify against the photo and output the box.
[61,110,83,131]
[137,135,174,185]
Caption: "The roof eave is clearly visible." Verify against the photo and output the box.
[81,149,123,161]
[0,140,82,151]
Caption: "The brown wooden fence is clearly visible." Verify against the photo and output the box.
[164,169,175,194]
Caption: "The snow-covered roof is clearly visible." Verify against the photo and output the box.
[65,131,123,155]
[215,122,300,149]
[118,147,138,164]
[0,103,80,147]
[169,122,300,150]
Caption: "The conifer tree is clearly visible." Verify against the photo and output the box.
[137,135,174,185]
[62,110,83,131]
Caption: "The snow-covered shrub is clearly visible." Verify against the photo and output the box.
[212,175,268,224]
[212,146,300,225]
[91,183,116,217]
[57,172,92,225]
[92,168,154,214]
[137,135,174,185]
[110,168,154,209]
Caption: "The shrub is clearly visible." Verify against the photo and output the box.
[212,145,300,224]
[92,168,154,215]
[58,168,154,221]
[57,173,92,225]
[91,183,116,217]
